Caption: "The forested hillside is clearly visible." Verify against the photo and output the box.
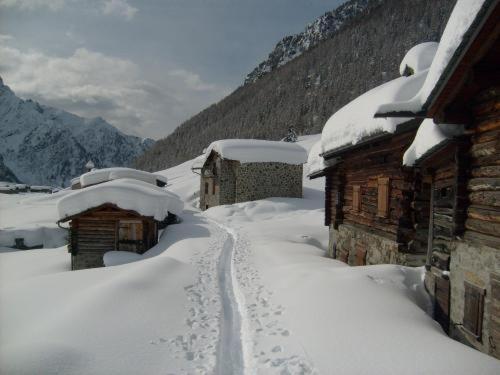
[135,0,455,172]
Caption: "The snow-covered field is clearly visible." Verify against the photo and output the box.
[1,135,499,374]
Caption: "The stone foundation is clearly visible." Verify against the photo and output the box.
[330,223,426,266]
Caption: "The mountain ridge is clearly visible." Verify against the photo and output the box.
[135,0,455,173]
[0,78,154,186]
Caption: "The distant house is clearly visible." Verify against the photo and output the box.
[57,179,183,270]
[309,42,441,267]
[193,139,308,210]
[70,167,167,190]
[375,0,500,359]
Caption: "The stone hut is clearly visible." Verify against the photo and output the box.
[309,43,440,267]
[375,0,500,358]
[193,139,308,210]
[57,178,183,270]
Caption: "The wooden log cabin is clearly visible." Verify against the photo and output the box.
[57,179,183,270]
[312,42,441,267]
[375,0,500,359]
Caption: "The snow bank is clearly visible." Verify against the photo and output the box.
[200,139,308,166]
[79,167,166,188]
[399,42,438,76]
[321,69,427,154]
[376,0,488,115]
[403,119,464,166]
[307,140,326,176]
[57,178,183,221]
[0,224,67,248]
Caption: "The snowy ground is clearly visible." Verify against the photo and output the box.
[1,135,499,374]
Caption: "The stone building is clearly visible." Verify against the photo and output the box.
[375,0,500,359]
[309,43,440,267]
[57,178,183,270]
[193,139,307,210]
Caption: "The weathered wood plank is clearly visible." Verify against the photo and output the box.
[468,177,500,191]
[465,218,500,238]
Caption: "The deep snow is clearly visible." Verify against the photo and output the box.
[1,135,499,374]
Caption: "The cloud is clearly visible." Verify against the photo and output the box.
[0,34,13,43]
[102,0,137,20]
[0,44,228,139]
[0,0,137,20]
[0,0,65,11]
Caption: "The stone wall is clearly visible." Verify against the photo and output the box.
[449,240,500,357]
[332,223,426,266]
[72,252,104,270]
[200,157,237,210]
[234,162,302,203]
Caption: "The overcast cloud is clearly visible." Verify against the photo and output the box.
[0,0,342,139]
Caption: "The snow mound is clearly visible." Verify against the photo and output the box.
[200,139,308,166]
[399,42,438,76]
[0,225,67,249]
[57,178,183,221]
[307,141,326,176]
[376,0,488,115]
[79,167,166,188]
[403,119,464,166]
[321,69,427,154]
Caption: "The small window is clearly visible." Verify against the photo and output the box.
[204,182,209,194]
[352,185,361,212]
[212,181,216,195]
[205,204,209,210]
[377,177,390,218]
[463,281,485,339]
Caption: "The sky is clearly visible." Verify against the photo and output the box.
[0,0,343,139]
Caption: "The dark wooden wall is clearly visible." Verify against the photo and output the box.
[325,128,422,251]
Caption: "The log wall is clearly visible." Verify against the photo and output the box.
[325,128,426,265]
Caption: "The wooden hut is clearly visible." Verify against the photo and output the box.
[57,179,183,270]
[375,0,500,358]
[193,139,307,210]
[311,43,441,267]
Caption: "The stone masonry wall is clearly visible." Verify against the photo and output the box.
[234,162,302,203]
[449,240,500,357]
[333,223,426,266]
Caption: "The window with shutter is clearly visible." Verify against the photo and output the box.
[463,281,485,339]
[377,177,390,218]
[352,185,361,213]
[205,182,209,194]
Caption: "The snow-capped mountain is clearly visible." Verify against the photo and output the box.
[245,0,378,84]
[0,77,154,187]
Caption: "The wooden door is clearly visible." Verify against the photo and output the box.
[355,245,367,266]
[434,276,450,333]
[118,220,144,252]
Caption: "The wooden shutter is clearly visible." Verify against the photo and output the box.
[204,182,209,194]
[352,185,361,213]
[463,281,485,339]
[377,177,390,218]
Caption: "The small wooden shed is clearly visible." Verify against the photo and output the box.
[57,178,183,270]
[375,0,500,358]
[60,204,161,270]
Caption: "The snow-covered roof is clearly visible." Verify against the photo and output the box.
[200,139,308,166]
[320,68,428,155]
[191,154,206,170]
[85,160,95,169]
[376,0,490,116]
[403,119,464,166]
[78,167,166,188]
[57,178,183,221]
[399,42,438,76]
[307,141,326,177]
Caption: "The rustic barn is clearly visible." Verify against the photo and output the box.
[310,42,441,267]
[193,139,307,210]
[375,0,500,359]
[57,178,183,270]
